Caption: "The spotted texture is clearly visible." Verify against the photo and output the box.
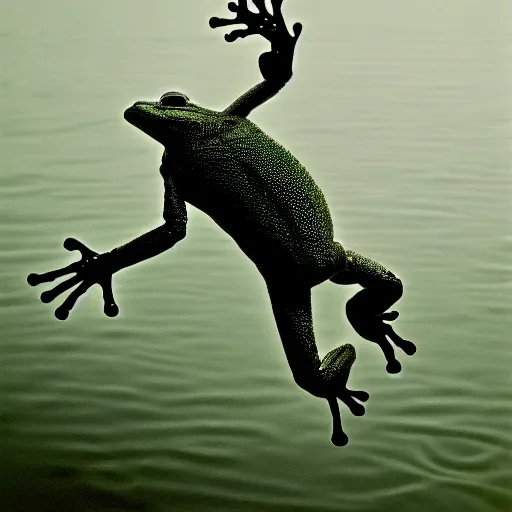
[123,86,405,401]
[27,0,412,443]
[330,250,402,288]
[320,344,356,387]
[268,287,355,399]
[157,110,338,284]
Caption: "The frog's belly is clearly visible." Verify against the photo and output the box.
[205,199,335,281]
[178,169,336,279]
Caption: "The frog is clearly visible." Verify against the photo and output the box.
[27,0,416,446]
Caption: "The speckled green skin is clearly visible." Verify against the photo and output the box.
[27,1,416,445]
[126,99,342,286]
[124,87,371,399]
[121,74,416,441]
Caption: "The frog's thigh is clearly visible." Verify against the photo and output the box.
[330,249,403,368]
[330,249,403,301]
[302,240,347,287]
[266,284,322,393]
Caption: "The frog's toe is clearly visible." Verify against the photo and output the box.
[386,359,402,374]
[327,396,349,446]
[347,303,416,372]
[209,16,238,29]
[379,310,399,321]
[40,275,81,303]
[370,333,404,374]
[401,339,417,355]
[27,238,99,288]
[27,273,46,286]
[326,387,367,446]
[337,389,367,416]
[224,27,260,43]
[344,398,365,417]
[349,389,369,402]
[27,261,79,287]
[331,430,349,447]
[104,303,119,317]
[211,0,299,44]
[384,324,416,355]
[54,306,69,321]
[99,275,119,318]
[53,280,93,321]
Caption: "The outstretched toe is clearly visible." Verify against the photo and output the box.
[400,339,416,355]
[331,430,349,447]
[253,0,271,18]
[27,273,44,286]
[385,326,416,355]
[379,310,399,321]
[349,306,417,372]
[40,275,81,304]
[327,397,349,446]
[28,236,120,319]
[349,389,369,402]
[27,261,79,286]
[224,28,260,42]
[379,310,416,356]
[100,275,119,317]
[209,16,238,29]
[371,333,401,370]
[338,392,366,416]
[104,303,119,317]
[54,306,69,321]
[386,359,402,374]
[54,281,93,321]
[27,237,97,288]
[292,22,303,39]
[210,0,300,44]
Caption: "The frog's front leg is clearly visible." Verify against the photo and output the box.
[27,238,120,319]
[210,0,302,117]
[267,285,369,446]
[331,250,416,373]
[27,176,187,319]
[210,0,302,80]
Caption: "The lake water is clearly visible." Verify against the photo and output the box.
[2,1,511,511]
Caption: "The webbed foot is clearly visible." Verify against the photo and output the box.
[328,394,369,447]
[27,238,119,320]
[347,307,416,374]
[320,344,369,446]
[330,249,416,374]
[210,0,302,81]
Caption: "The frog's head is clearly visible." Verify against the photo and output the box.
[124,91,237,147]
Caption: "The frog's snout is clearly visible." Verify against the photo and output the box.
[124,102,154,126]
[123,106,136,123]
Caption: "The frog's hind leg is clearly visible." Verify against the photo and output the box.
[330,247,416,373]
[266,284,369,445]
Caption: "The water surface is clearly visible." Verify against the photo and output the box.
[2,1,511,511]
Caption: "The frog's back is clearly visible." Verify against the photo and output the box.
[174,119,336,279]
[231,120,333,234]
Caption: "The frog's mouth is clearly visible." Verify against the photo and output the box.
[123,102,170,142]
[124,101,201,123]
[124,100,222,144]
[124,101,165,122]
[123,101,205,145]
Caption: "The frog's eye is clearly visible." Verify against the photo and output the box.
[160,92,189,107]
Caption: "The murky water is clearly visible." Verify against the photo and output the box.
[2,1,511,511]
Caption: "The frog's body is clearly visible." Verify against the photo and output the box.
[156,109,338,285]
[122,83,414,403]
[28,0,416,446]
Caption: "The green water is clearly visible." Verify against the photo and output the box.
[2,1,511,511]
